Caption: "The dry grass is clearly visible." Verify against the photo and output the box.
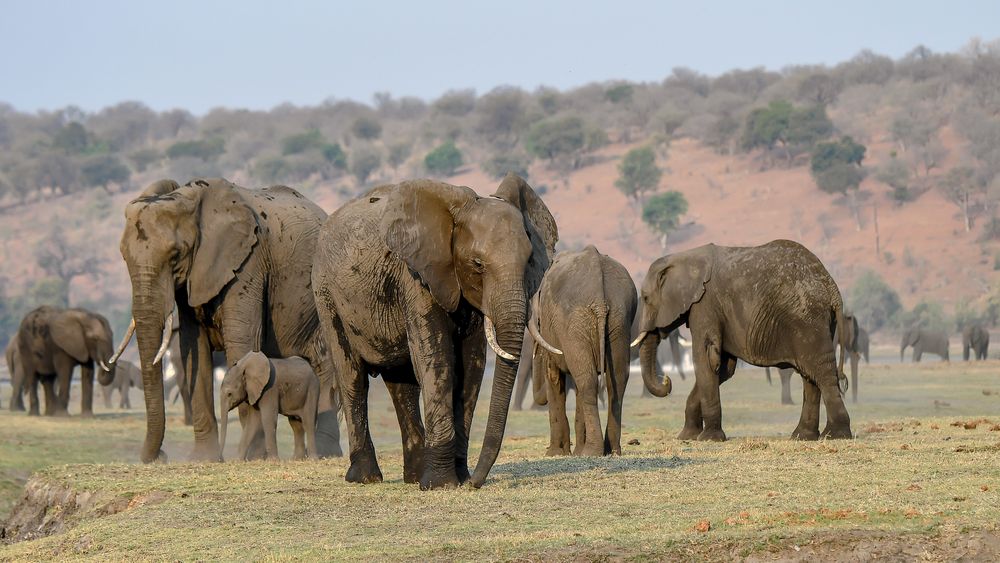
[2,360,1000,560]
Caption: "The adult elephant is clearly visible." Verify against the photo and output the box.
[840,311,869,403]
[313,173,557,490]
[99,359,143,409]
[110,178,342,463]
[900,326,949,362]
[11,306,115,416]
[632,240,853,441]
[527,246,636,456]
[962,324,989,361]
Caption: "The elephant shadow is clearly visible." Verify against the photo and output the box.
[489,454,693,483]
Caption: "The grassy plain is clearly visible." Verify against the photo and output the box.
[1,354,999,560]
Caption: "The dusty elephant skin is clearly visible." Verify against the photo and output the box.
[8,306,115,417]
[634,240,853,441]
[115,177,342,464]
[219,351,321,461]
[98,359,143,409]
[312,173,557,490]
[900,326,950,362]
[962,324,989,361]
[528,246,637,457]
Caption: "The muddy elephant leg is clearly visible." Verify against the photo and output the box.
[384,371,425,484]
[849,352,860,403]
[791,375,821,440]
[79,364,95,417]
[693,334,726,442]
[179,316,222,462]
[604,337,630,455]
[780,369,794,405]
[288,417,306,460]
[545,359,571,456]
[814,364,853,439]
[454,323,486,483]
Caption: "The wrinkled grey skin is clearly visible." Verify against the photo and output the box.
[118,178,341,463]
[766,315,867,405]
[11,306,115,417]
[99,359,143,409]
[312,174,557,490]
[636,240,853,441]
[529,246,637,457]
[219,352,320,461]
[900,327,950,362]
[962,324,989,361]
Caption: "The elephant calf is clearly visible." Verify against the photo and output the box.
[219,351,320,461]
[529,246,637,456]
[99,360,143,409]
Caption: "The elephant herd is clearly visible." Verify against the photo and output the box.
[2,174,994,490]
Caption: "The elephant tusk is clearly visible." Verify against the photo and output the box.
[108,318,136,365]
[152,312,174,365]
[98,357,111,372]
[677,335,692,348]
[630,331,648,348]
[527,315,562,355]
[484,316,516,361]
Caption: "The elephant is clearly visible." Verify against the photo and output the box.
[632,240,853,441]
[6,339,26,411]
[110,177,342,463]
[98,359,143,409]
[219,351,320,461]
[764,367,796,405]
[165,315,194,425]
[527,246,637,456]
[10,306,115,417]
[962,324,990,361]
[900,326,949,362]
[839,311,870,403]
[312,173,557,489]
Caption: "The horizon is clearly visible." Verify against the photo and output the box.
[1,0,998,115]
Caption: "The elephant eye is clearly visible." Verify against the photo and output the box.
[471,258,485,271]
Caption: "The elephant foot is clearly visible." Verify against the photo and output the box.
[27,409,40,417]
[696,428,727,442]
[80,411,94,419]
[821,426,854,440]
[545,445,571,457]
[141,449,169,464]
[346,452,383,484]
[790,426,820,441]
[190,442,223,463]
[781,398,795,406]
[574,443,604,457]
[455,460,471,485]
[52,410,70,418]
[419,443,459,490]
[402,463,422,485]
[676,426,702,440]
[419,468,459,491]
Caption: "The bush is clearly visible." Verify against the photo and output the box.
[615,146,661,202]
[350,147,382,185]
[282,130,325,155]
[810,136,866,194]
[896,300,950,334]
[129,148,161,172]
[433,89,476,117]
[848,270,901,332]
[526,116,586,160]
[351,116,383,140]
[166,138,225,161]
[387,141,412,171]
[253,156,292,183]
[875,157,912,204]
[642,191,688,242]
[605,83,634,104]
[482,153,530,180]
[424,142,463,176]
[81,155,130,188]
[321,143,347,170]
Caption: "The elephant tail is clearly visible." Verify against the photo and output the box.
[594,303,608,376]
[833,305,848,391]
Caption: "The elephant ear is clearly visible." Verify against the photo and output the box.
[139,179,181,199]
[383,180,477,312]
[491,173,559,298]
[643,247,714,332]
[188,179,259,307]
[245,353,273,406]
[50,313,89,363]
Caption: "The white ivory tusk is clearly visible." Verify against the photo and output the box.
[152,312,174,365]
[108,318,135,364]
[527,315,562,355]
[630,331,648,348]
[484,316,516,361]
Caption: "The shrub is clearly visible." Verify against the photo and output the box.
[80,155,130,188]
[642,191,688,246]
[615,146,661,202]
[166,138,225,161]
[321,143,347,170]
[350,147,382,185]
[482,153,530,180]
[848,270,901,332]
[896,300,951,334]
[282,130,325,155]
[424,142,463,176]
[526,116,585,160]
[351,116,383,140]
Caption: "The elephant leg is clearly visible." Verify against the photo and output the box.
[260,408,280,460]
[676,385,703,440]
[181,322,222,462]
[850,352,860,403]
[237,409,262,461]
[302,400,319,460]
[79,364,95,417]
[53,356,75,416]
[812,364,853,439]
[453,323,486,484]
[693,334,726,442]
[100,383,113,409]
[780,369,794,405]
[29,375,44,416]
[546,365,571,456]
[570,367,603,457]
[791,375,822,440]
[512,352,531,411]
[964,344,971,362]
[384,371,425,484]
[914,347,922,362]
[604,337,630,456]
[288,417,306,460]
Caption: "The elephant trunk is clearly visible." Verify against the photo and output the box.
[470,285,527,488]
[640,332,671,397]
[131,270,175,463]
[95,336,116,387]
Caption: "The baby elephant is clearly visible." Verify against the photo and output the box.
[219,351,320,461]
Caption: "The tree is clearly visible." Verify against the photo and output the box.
[811,136,867,229]
[875,156,913,204]
[482,153,530,180]
[424,141,463,176]
[166,138,225,161]
[321,143,348,170]
[615,146,662,203]
[81,155,130,189]
[387,141,412,172]
[743,100,832,166]
[605,83,634,104]
[282,129,325,155]
[939,166,978,232]
[253,156,293,183]
[52,122,90,154]
[475,86,525,142]
[849,270,901,332]
[350,147,382,185]
[642,191,688,248]
[351,116,383,140]
[129,148,161,172]
[525,116,585,161]
[35,224,106,304]
[433,89,476,117]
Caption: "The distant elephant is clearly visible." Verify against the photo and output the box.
[900,326,949,362]
[962,324,989,361]
[764,367,796,405]
[313,174,557,489]
[99,359,143,409]
[633,240,853,441]
[166,316,193,425]
[219,351,320,461]
[110,178,342,463]
[11,306,116,417]
[527,246,637,456]
[840,311,869,403]
[6,339,26,411]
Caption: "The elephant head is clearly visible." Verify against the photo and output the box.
[900,326,920,361]
[381,173,557,487]
[632,246,715,397]
[50,309,116,386]
[116,178,259,462]
[218,351,271,454]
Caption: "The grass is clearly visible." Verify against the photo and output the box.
[1,356,999,560]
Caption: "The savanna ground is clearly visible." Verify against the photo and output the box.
[1,351,999,561]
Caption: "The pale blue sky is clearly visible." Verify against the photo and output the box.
[1,0,997,114]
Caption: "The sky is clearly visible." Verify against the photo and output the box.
[1,0,998,115]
